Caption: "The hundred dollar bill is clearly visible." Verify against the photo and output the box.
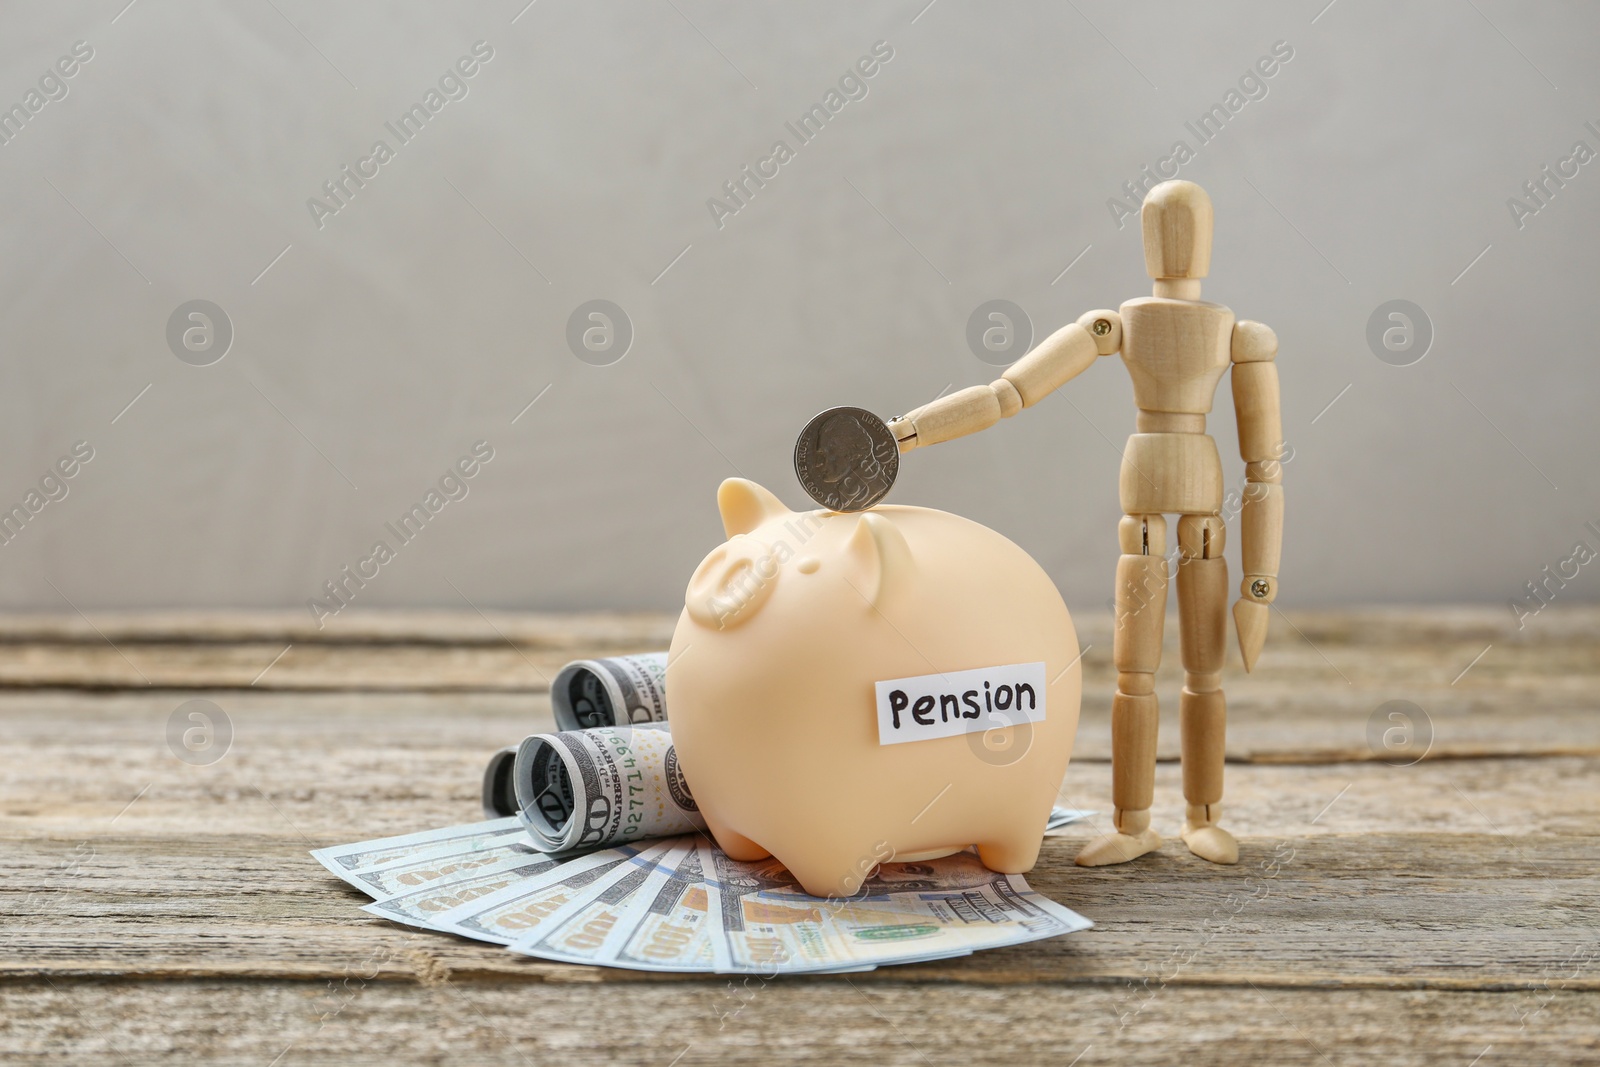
[703,848,1090,974]
[509,842,689,965]
[746,875,1087,973]
[1045,807,1094,832]
[513,724,705,853]
[311,816,524,879]
[551,653,668,731]
[604,839,725,972]
[483,745,519,818]
[425,843,649,945]
[345,835,547,899]
[361,852,568,930]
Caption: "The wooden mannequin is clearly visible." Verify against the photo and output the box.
[886,180,1284,866]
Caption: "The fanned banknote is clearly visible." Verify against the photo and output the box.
[716,853,1091,974]
[319,751,1096,972]
[319,831,1094,972]
[312,816,525,880]
[604,839,724,972]
[424,843,651,945]
[342,835,547,898]
[1045,807,1093,832]
[507,842,689,965]
[361,851,569,929]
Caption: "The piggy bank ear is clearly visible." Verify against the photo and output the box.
[845,512,915,607]
[717,479,790,538]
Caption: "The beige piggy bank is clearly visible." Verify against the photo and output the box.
[667,479,1081,898]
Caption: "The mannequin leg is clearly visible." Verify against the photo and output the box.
[1176,514,1238,865]
[1077,514,1167,867]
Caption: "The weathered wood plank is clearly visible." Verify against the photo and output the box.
[6,739,1598,988]
[2,979,1594,1066]
[1,604,1591,645]
[0,608,1594,706]
[0,611,677,647]
[0,644,577,691]
[1,681,1596,848]
[3,608,1596,1066]
[4,728,1597,840]
[6,829,1596,988]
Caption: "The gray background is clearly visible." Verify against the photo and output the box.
[0,0,1594,621]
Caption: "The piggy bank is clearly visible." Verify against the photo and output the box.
[667,479,1081,898]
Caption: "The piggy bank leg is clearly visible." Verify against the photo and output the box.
[702,812,771,862]
[976,834,1043,875]
[782,840,893,899]
[1176,516,1238,865]
[1077,516,1167,868]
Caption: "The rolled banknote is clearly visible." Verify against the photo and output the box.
[482,745,519,819]
[550,653,669,731]
[513,723,706,853]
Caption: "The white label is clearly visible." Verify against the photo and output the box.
[874,662,1047,746]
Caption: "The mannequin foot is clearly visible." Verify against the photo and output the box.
[1076,829,1162,867]
[1075,808,1161,867]
[1181,804,1238,865]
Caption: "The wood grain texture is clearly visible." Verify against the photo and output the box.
[4,608,1598,1065]
[6,980,1596,1066]
[900,384,1002,448]
[1118,433,1224,515]
[1001,321,1098,406]
[14,820,1595,984]
[1117,297,1232,414]
[0,610,676,646]
[1141,180,1213,280]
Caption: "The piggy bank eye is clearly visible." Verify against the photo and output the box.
[685,535,777,630]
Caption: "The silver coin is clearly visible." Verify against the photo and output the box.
[793,406,900,512]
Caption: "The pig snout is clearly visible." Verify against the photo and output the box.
[686,534,778,629]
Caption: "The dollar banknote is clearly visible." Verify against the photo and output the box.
[604,840,724,972]
[482,744,519,819]
[512,725,706,853]
[311,816,525,879]
[476,653,673,819]
[361,852,569,929]
[318,754,1095,973]
[702,846,1090,974]
[1045,807,1093,832]
[321,805,1092,898]
[551,653,668,731]
[321,826,1092,973]
[423,843,650,945]
[342,835,547,898]
[508,842,690,965]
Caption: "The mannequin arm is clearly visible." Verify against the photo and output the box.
[888,310,1122,452]
[1229,319,1283,672]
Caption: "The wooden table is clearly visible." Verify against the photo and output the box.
[5,607,1598,1065]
